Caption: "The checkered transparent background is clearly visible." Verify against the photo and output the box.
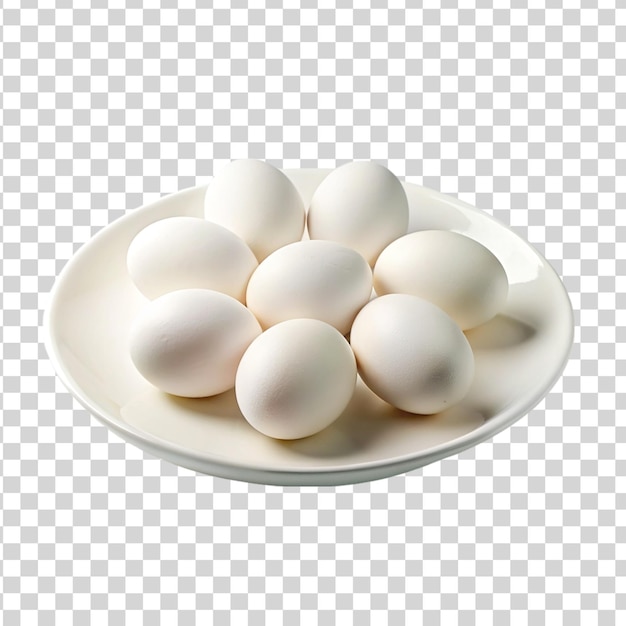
[1,2,624,624]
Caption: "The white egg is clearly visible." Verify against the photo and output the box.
[129,289,261,398]
[245,240,372,335]
[350,294,474,415]
[374,230,509,330]
[235,319,357,439]
[127,217,258,302]
[204,159,305,261]
[307,161,409,265]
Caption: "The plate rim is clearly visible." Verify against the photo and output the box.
[43,172,575,483]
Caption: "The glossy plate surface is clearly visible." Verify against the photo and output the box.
[44,170,574,486]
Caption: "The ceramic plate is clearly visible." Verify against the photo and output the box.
[44,170,574,486]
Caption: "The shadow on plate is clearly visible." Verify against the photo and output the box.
[464,314,536,351]
[164,388,245,421]
[276,379,486,460]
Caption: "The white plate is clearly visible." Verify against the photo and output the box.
[44,170,574,486]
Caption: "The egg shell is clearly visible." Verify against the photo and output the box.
[373,230,509,330]
[204,159,305,261]
[235,319,357,440]
[127,216,258,302]
[245,240,373,335]
[350,294,475,415]
[307,161,409,265]
[129,289,261,398]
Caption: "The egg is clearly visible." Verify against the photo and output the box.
[245,240,372,334]
[374,230,509,330]
[307,161,409,265]
[235,319,357,439]
[129,289,261,398]
[204,159,305,260]
[350,294,475,414]
[127,217,258,302]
